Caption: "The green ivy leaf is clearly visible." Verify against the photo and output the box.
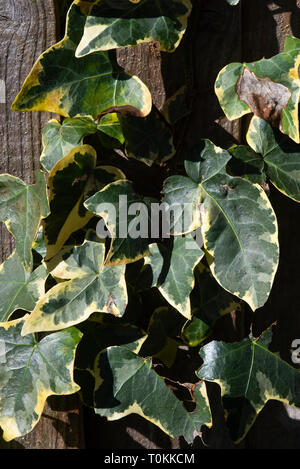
[119,108,175,166]
[163,140,279,310]
[76,0,192,56]
[247,116,300,202]
[0,171,49,271]
[93,346,212,442]
[12,0,152,119]
[0,252,48,322]
[163,140,231,235]
[44,144,125,261]
[0,317,81,441]
[85,180,154,266]
[21,240,128,335]
[197,329,300,442]
[215,35,300,143]
[41,118,97,171]
[139,236,204,319]
[182,265,240,346]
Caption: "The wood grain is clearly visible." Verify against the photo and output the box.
[0,0,84,449]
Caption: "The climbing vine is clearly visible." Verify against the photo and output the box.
[0,0,299,445]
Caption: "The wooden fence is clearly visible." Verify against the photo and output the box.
[0,0,299,449]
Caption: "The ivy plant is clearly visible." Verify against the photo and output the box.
[0,0,299,446]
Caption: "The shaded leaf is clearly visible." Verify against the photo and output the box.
[162,86,190,125]
[0,317,81,441]
[182,265,240,346]
[75,317,146,406]
[247,116,300,202]
[0,251,48,322]
[12,0,152,119]
[21,240,128,334]
[139,236,204,319]
[93,346,211,442]
[215,35,300,142]
[197,329,300,442]
[85,180,154,266]
[76,0,192,56]
[228,145,265,184]
[0,171,49,271]
[140,307,185,368]
[119,108,175,166]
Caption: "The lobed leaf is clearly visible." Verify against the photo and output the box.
[21,240,128,334]
[76,0,192,56]
[162,140,279,310]
[93,346,212,442]
[0,317,81,441]
[140,236,204,319]
[197,329,300,442]
[247,116,300,202]
[85,180,154,265]
[44,144,124,261]
[0,171,49,271]
[41,118,97,171]
[0,252,48,322]
[215,35,300,143]
[12,0,152,119]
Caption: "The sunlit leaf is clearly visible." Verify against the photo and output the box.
[21,240,128,334]
[12,0,152,119]
[76,0,192,56]
[215,35,300,143]
[197,329,300,442]
[0,171,49,271]
[247,116,300,202]
[93,346,212,442]
[0,317,81,441]
[0,252,48,322]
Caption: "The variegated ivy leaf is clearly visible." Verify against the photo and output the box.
[75,317,147,406]
[0,317,81,441]
[139,236,204,319]
[226,0,239,5]
[215,35,300,143]
[119,108,175,166]
[41,118,97,171]
[197,329,300,443]
[93,346,212,442]
[182,265,240,347]
[44,144,125,261]
[0,171,49,271]
[163,140,279,310]
[247,116,300,202]
[0,251,48,322]
[162,140,231,235]
[12,0,152,119]
[21,240,128,335]
[85,180,154,266]
[76,0,192,57]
